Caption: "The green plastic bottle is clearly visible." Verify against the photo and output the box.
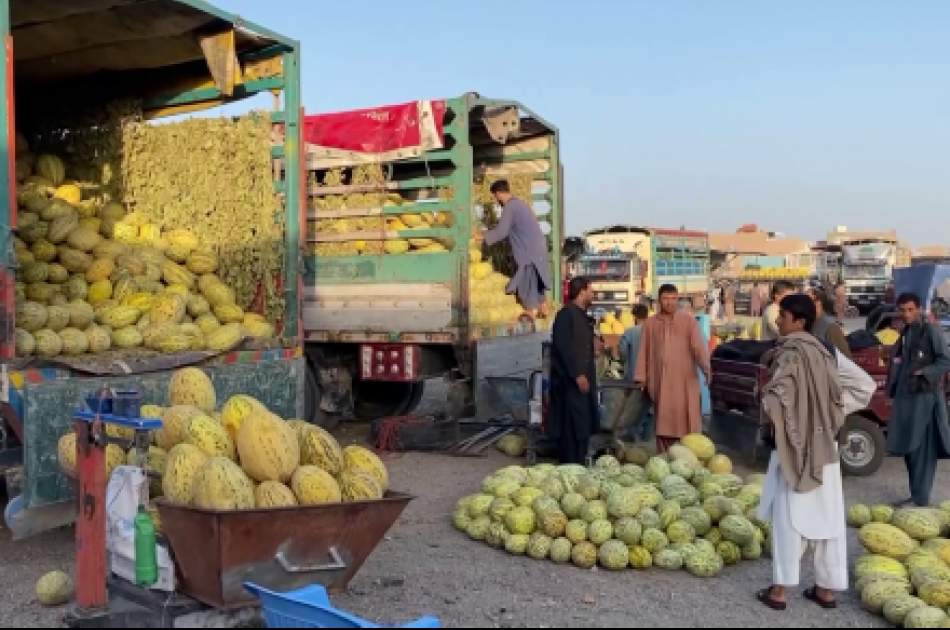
[134,506,158,587]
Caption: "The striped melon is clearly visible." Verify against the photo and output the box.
[168,367,216,412]
[291,466,342,506]
[255,481,299,509]
[236,412,299,483]
[58,432,77,477]
[154,405,202,451]
[339,470,384,502]
[191,457,255,511]
[162,443,209,506]
[220,394,265,441]
[342,445,389,492]
[291,421,343,475]
[184,413,235,460]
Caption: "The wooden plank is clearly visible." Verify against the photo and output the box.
[475,161,550,177]
[198,29,242,97]
[310,183,399,195]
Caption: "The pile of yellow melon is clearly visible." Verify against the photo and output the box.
[469,246,524,327]
[311,199,455,257]
[14,151,275,359]
[598,311,635,336]
[56,367,390,521]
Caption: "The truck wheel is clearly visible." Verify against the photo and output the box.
[305,359,340,431]
[840,415,886,477]
[353,381,417,421]
[404,382,426,415]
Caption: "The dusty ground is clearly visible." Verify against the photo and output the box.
[3,442,945,628]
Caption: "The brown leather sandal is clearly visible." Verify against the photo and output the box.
[756,588,787,611]
[804,586,837,609]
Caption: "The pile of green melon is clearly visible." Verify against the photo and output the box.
[452,434,769,577]
[848,502,950,627]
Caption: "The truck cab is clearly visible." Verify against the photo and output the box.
[579,251,644,317]
[842,240,896,314]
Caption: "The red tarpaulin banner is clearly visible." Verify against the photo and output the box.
[304,100,447,163]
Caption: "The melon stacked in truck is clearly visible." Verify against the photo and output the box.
[13,150,277,359]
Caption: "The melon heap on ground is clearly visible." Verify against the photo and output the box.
[452,434,769,578]
[847,500,950,627]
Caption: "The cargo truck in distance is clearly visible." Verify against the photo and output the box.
[582,225,711,314]
[841,239,897,314]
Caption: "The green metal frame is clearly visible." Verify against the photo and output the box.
[308,93,564,336]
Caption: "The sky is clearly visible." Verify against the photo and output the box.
[218,0,949,246]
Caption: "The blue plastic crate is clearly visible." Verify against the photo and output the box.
[244,583,440,629]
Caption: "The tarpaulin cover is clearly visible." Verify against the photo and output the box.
[304,100,446,159]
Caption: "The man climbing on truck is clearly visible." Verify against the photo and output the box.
[476,180,553,319]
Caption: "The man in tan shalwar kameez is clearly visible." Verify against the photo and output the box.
[635,284,712,453]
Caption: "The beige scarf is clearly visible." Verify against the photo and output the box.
[762,332,845,493]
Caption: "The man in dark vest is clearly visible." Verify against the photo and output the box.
[887,292,950,507]
[550,277,598,464]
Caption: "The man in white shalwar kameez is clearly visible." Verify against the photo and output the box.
[756,294,848,611]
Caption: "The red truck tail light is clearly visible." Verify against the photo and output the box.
[360,344,421,382]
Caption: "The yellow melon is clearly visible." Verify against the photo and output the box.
[291,466,342,506]
[236,412,299,483]
[342,445,390,492]
[168,367,216,413]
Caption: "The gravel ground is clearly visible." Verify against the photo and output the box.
[4,445,945,629]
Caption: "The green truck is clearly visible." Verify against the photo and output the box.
[302,94,564,424]
[0,0,305,537]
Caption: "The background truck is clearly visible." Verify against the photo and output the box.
[583,225,710,307]
[301,94,563,425]
[578,250,644,316]
[0,0,305,537]
[842,240,896,314]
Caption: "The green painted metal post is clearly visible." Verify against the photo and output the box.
[452,99,473,330]
[549,134,563,307]
[282,47,302,340]
[0,0,15,360]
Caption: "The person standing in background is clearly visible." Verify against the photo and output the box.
[635,284,711,453]
[751,282,764,317]
[834,283,848,323]
[762,281,796,341]
[887,293,950,507]
[724,283,737,320]
[550,277,599,464]
[808,287,852,359]
[610,304,652,451]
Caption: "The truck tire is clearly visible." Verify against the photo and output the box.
[353,381,418,421]
[305,359,341,431]
[840,415,886,477]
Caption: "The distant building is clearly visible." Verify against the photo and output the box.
[709,226,813,278]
